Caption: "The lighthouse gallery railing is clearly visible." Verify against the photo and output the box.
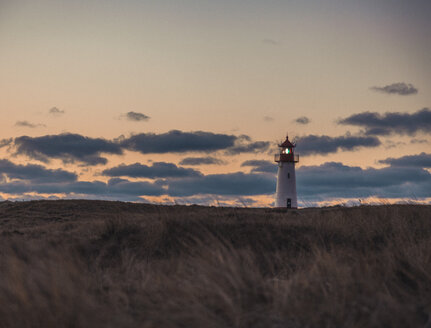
[274,154,299,163]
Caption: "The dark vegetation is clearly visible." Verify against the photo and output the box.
[0,200,430,327]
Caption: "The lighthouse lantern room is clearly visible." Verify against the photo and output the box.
[274,135,299,208]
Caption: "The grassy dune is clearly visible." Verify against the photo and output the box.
[0,200,430,327]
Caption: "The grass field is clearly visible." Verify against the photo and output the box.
[0,200,430,327]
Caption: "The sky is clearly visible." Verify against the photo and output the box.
[0,0,430,206]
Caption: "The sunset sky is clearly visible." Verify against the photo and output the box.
[1,0,430,206]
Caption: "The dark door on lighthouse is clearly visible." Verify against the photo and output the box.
[286,198,292,208]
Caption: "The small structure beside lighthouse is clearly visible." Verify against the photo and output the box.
[275,135,299,208]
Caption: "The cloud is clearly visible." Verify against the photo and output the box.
[0,159,77,183]
[295,134,381,156]
[224,136,270,155]
[0,160,429,202]
[411,139,429,144]
[2,194,60,202]
[6,130,271,165]
[15,121,46,128]
[102,162,202,178]
[297,162,431,200]
[49,107,65,115]
[0,138,12,148]
[0,178,164,198]
[106,178,165,196]
[167,162,430,199]
[3,194,147,203]
[121,130,237,154]
[295,116,311,125]
[262,38,279,46]
[383,140,405,149]
[169,195,221,206]
[0,161,275,199]
[123,111,150,122]
[13,133,123,165]
[179,157,225,166]
[166,172,276,196]
[371,82,418,95]
[241,160,277,174]
[176,195,258,207]
[338,108,431,136]
[378,153,431,168]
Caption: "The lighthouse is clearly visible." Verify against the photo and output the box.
[274,135,299,208]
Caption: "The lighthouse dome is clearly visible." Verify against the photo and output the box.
[279,136,295,148]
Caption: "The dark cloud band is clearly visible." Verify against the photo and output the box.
[338,108,431,136]
[4,130,271,166]
[224,141,270,155]
[121,130,237,154]
[14,134,123,165]
[297,162,431,200]
[0,160,429,202]
[0,179,164,197]
[379,153,431,168]
[165,172,276,197]
[0,159,77,183]
[179,157,225,165]
[295,134,381,156]
[241,160,277,174]
[102,162,202,178]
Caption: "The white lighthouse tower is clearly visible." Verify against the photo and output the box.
[275,135,299,208]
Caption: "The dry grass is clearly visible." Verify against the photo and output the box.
[0,200,430,327]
